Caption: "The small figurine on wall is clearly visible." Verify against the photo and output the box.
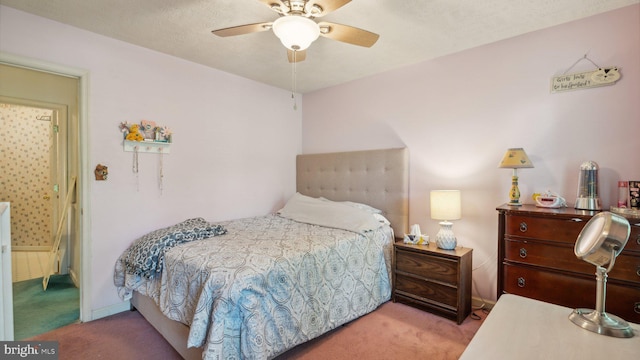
[141,119,157,140]
[158,126,172,142]
[95,164,109,180]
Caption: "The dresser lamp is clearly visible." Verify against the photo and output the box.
[498,148,534,206]
[430,190,461,250]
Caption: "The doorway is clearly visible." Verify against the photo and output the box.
[0,62,83,340]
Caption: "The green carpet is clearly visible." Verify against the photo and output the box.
[13,274,79,340]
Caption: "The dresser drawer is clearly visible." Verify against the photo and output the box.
[395,248,459,285]
[628,223,640,253]
[395,274,458,309]
[503,264,640,323]
[505,214,587,244]
[504,239,640,283]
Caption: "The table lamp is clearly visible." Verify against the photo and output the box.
[430,190,461,250]
[498,148,534,206]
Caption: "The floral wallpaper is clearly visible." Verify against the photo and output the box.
[0,103,53,247]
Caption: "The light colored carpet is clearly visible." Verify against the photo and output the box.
[28,301,487,359]
[276,301,486,359]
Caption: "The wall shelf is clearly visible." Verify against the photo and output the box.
[123,140,171,154]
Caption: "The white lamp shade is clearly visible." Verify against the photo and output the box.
[430,190,462,221]
[272,16,320,51]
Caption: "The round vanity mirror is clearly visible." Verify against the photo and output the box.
[569,212,634,338]
[575,212,629,267]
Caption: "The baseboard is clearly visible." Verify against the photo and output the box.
[68,269,79,288]
[12,246,50,251]
[91,301,131,321]
[472,296,496,311]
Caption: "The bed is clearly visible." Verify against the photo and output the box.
[114,148,409,359]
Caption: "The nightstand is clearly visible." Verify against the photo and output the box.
[393,242,472,324]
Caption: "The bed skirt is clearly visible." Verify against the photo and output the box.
[131,291,202,360]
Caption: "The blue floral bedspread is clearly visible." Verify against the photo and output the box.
[115,214,393,360]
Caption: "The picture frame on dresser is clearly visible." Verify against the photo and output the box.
[496,204,640,324]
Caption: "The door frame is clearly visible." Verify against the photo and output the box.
[0,52,91,325]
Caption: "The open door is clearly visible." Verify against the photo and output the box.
[0,202,13,340]
[43,177,76,290]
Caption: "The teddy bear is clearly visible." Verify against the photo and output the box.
[94,164,108,180]
[125,124,144,141]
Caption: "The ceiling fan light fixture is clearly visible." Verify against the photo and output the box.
[272,16,320,51]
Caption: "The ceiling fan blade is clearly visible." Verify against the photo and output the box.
[287,49,307,63]
[212,22,272,37]
[318,22,379,47]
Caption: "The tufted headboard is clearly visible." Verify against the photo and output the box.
[296,148,409,237]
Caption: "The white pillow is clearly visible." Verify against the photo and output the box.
[278,193,383,234]
[319,197,383,214]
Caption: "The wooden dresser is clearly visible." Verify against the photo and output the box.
[393,242,472,324]
[497,204,640,324]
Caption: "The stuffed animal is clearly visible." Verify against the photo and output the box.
[94,164,108,180]
[126,124,144,141]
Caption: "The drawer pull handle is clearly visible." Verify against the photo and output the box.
[635,302,640,314]
[636,266,640,277]
[519,248,527,258]
[519,222,528,232]
[570,218,583,222]
[637,235,640,246]
[517,277,526,288]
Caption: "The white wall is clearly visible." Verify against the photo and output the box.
[302,5,640,302]
[0,6,302,315]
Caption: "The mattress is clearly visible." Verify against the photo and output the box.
[114,214,393,359]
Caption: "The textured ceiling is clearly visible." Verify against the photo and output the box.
[1,0,637,93]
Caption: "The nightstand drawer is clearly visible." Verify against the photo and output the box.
[395,274,458,308]
[395,249,459,285]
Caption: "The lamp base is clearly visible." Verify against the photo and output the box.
[569,308,634,338]
[507,173,522,206]
[435,221,457,250]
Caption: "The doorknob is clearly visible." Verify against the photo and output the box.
[43,195,51,200]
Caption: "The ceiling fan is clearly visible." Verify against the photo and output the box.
[211,0,379,63]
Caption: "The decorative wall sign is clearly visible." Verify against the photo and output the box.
[551,54,621,93]
[551,68,620,93]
